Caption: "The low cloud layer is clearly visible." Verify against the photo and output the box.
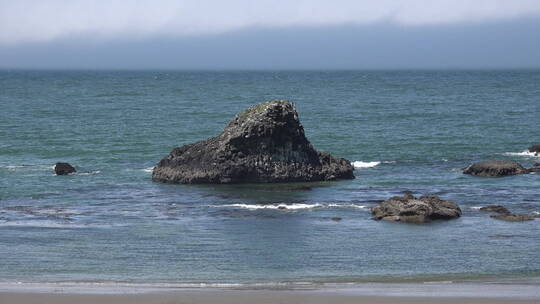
[2,0,540,45]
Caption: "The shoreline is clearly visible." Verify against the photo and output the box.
[1,282,539,304]
[0,281,539,297]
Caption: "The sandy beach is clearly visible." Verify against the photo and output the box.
[1,282,539,304]
[1,290,539,304]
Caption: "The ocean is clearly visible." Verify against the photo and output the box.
[0,70,539,286]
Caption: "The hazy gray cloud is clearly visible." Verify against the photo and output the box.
[2,0,540,45]
[2,18,539,70]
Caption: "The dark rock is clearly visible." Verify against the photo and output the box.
[529,168,540,174]
[463,160,528,177]
[479,205,511,215]
[331,217,342,222]
[534,162,540,167]
[54,162,76,175]
[529,145,540,156]
[277,206,287,210]
[371,194,462,223]
[491,214,535,222]
[403,193,415,200]
[152,100,355,184]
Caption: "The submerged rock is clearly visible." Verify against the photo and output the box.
[463,160,528,177]
[529,145,540,156]
[371,194,461,223]
[153,100,355,184]
[479,205,537,222]
[54,162,76,175]
[479,205,511,215]
[491,214,535,222]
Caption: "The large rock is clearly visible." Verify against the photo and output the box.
[463,160,528,177]
[152,100,355,184]
[529,145,540,156]
[371,194,462,223]
[54,162,76,175]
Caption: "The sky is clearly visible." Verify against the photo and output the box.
[1,0,540,69]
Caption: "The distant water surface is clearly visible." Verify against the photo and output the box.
[0,70,539,285]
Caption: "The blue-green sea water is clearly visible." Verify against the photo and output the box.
[0,70,539,286]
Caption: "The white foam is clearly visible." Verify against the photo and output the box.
[222,203,322,210]
[469,206,482,210]
[77,170,100,175]
[352,161,380,169]
[142,167,154,173]
[218,203,368,210]
[0,164,53,171]
[327,203,369,209]
[503,150,539,157]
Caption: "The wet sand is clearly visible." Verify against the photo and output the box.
[1,290,539,304]
[1,283,539,304]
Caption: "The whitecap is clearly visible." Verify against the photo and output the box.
[327,203,369,209]
[351,161,380,169]
[142,167,154,173]
[77,170,101,175]
[503,150,539,157]
[222,203,322,210]
[0,164,53,171]
[216,203,368,210]
[469,206,482,210]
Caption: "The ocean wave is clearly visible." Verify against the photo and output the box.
[0,220,85,229]
[216,203,368,210]
[0,281,317,293]
[352,161,380,169]
[503,150,539,157]
[77,170,101,175]
[142,167,154,173]
[0,164,55,171]
[0,220,124,229]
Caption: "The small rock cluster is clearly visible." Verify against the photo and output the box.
[480,205,536,222]
[463,160,539,177]
[371,194,462,223]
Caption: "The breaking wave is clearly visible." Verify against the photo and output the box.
[215,203,369,210]
[503,150,539,157]
[351,161,380,169]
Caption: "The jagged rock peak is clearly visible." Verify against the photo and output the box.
[152,100,355,184]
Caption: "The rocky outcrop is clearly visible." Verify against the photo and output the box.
[529,145,540,156]
[371,194,461,223]
[54,162,76,175]
[463,160,529,177]
[152,100,355,184]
